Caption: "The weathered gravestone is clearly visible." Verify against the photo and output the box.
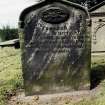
[19,0,91,95]
[89,1,105,52]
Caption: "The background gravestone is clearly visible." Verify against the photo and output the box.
[90,1,105,52]
[19,0,91,95]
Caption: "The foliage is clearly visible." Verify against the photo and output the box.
[39,0,105,8]
[0,26,18,42]
[67,0,105,8]
[70,0,102,5]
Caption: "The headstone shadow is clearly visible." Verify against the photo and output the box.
[91,65,105,89]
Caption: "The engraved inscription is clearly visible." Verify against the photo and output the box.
[21,4,90,95]
[25,13,85,67]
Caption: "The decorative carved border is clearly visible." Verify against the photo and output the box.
[93,19,105,44]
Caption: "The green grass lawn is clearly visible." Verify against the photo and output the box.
[91,53,105,67]
[0,47,23,105]
[0,47,105,105]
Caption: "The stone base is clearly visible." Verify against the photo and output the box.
[8,89,96,105]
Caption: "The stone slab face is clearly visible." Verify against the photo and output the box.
[91,16,105,52]
[19,1,91,95]
[90,4,105,52]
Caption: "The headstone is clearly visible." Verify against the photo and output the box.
[89,2,105,52]
[19,0,91,95]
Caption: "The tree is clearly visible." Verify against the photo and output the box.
[36,0,105,8]
[0,25,18,42]
[68,0,105,8]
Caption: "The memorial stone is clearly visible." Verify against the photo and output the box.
[19,0,91,95]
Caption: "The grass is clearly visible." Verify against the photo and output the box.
[91,53,105,67]
[67,80,105,105]
[66,53,105,105]
[0,47,23,105]
[91,53,105,89]
[0,47,105,105]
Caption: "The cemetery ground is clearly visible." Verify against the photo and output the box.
[0,47,105,105]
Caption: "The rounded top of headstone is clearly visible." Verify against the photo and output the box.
[19,0,90,28]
